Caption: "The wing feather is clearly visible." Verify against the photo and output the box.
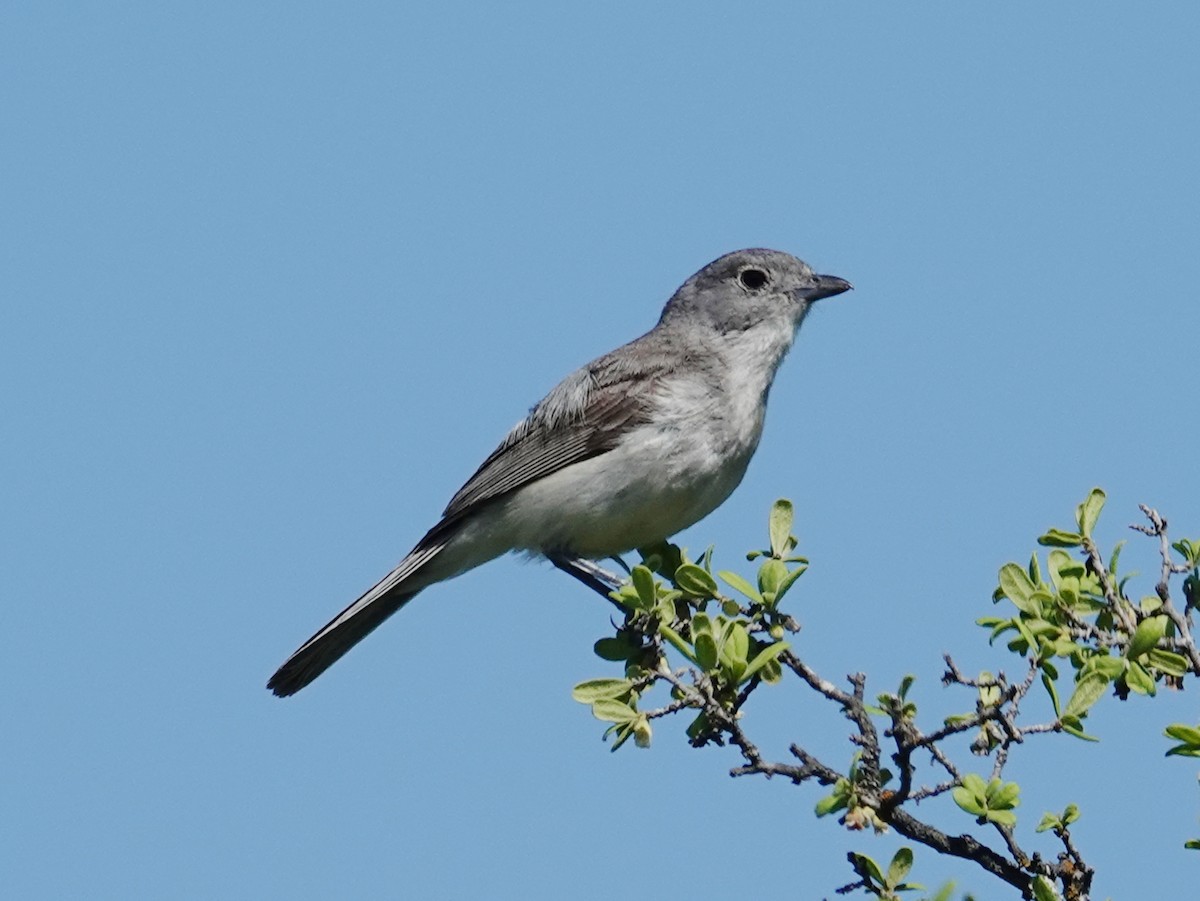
[442,346,669,520]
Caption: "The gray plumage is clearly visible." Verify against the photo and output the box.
[267,248,850,697]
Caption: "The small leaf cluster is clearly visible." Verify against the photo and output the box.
[871,674,918,722]
[570,677,652,751]
[951,773,1020,827]
[847,847,924,900]
[571,499,804,749]
[1164,723,1200,758]
[982,488,1190,739]
[1034,803,1080,837]
[718,497,809,637]
[815,756,892,833]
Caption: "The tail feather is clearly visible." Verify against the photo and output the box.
[267,542,443,697]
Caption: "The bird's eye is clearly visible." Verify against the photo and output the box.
[739,268,769,290]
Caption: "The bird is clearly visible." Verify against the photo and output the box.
[268,248,850,696]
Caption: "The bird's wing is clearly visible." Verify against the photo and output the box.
[441,347,669,521]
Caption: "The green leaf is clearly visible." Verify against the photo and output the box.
[609,584,641,610]
[685,711,709,741]
[1035,813,1060,833]
[1064,672,1108,719]
[1172,538,1200,567]
[980,616,1016,645]
[719,570,763,603]
[988,779,1020,810]
[951,788,984,817]
[741,641,790,684]
[1076,488,1106,538]
[987,809,1017,827]
[978,672,1001,708]
[658,624,699,665]
[631,565,656,609]
[571,678,633,703]
[1059,715,1099,742]
[1164,723,1200,746]
[1046,550,1075,582]
[1125,661,1156,696]
[1147,648,1189,677]
[1048,636,1077,658]
[605,726,630,749]
[1186,839,1200,850]
[1164,746,1200,759]
[769,498,795,558]
[593,636,633,661]
[952,774,988,816]
[590,698,638,724]
[1087,654,1126,680]
[1030,874,1060,901]
[1058,583,1080,609]
[758,657,783,684]
[637,541,683,579]
[1127,614,1169,659]
[1109,540,1125,577]
[757,558,788,598]
[1011,616,1038,654]
[674,563,719,598]
[772,565,807,606]
[694,632,719,671]
[997,563,1040,615]
[814,791,847,817]
[1041,672,1061,717]
[1028,553,1043,586]
[724,621,750,666]
[1039,529,1084,548]
[720,621,750,684]
[655,595,678,625]
[851,852,886,886]
[887,847,914,885]
[1062,804,1080,825]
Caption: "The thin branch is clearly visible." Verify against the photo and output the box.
[1081,536,1138,635]
[780,649,856,706]
[992,660,1039,780]
[992,823,1031,869]
[909,778,959,803]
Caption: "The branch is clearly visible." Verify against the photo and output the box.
[887,807,1029,891]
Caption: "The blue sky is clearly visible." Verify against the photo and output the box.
[4,3,1200,898]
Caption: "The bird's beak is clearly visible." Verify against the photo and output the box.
[797,274,853,302]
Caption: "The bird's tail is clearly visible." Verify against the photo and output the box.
[267,540,445,697]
